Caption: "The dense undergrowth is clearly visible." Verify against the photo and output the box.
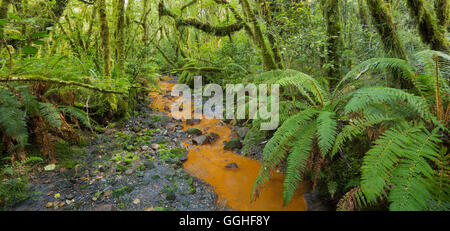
[0,0,449,211]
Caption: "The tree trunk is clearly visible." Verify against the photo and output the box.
[321,0,343,88]
[116,0,125,78]
[358,0,369,29]
[98,0,111,77]
[434,0,449,29]
[239,0,277,70]
[366,0,413,89]
[366,0,408,60]
[0,0,11,40]
[406,0,449,52]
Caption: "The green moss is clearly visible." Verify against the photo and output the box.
[113,185,134,198]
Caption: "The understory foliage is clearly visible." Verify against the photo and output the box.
[0,0,449,211]
[247,50,449,210]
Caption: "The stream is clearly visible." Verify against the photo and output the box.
[151,76,307,211]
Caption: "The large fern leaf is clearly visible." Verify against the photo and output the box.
[316,111,337,157]
[283,122,316,204]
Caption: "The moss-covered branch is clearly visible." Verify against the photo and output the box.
[0,76,125,94]
[158,2,244,37]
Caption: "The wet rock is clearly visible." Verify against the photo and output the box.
[133,125,141,132]
[133,198,141,205]
[144,160,155,169]
[178,152,188,162]
[66,194,74,200]
[186,119,200,126]
[192,135,207,145]
[225,163,238,169]
[142,145,150,151]
[205,132,220,144]
[187,128,203,136]
[124,168,134,175]
[223,138,242,150]
[236,127,249,138]
[165,191,176,201]
[95,204,116,211]
[151,143,161,151]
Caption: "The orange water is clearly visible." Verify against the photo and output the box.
[150,77,307,211]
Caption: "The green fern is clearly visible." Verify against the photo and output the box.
[38,102,62,129]
[283,122,316,204]
[361,122,442,210]
[59,106,95,128]
[316,111,337,157]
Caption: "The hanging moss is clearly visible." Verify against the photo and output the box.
[406,0,449,52]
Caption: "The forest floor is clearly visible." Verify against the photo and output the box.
[10,77,222,211]
[9,76,324,211]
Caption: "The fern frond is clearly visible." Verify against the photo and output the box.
[331,114,396,157]
[0,107,28,147]
[283,122,316,204]
[252,108,318,199]
[0,87,28,146]
[345,87,433,122]
[333,58,417,96]
[388,127,441,210]
[361,122,422,202]
[252,69,329,106]
[59,106,95,128]
[39,102,62,129]
[316,111,337,157]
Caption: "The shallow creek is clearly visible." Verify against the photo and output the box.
[150,76,307,211]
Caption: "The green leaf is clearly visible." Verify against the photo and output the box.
[23,46,38,55]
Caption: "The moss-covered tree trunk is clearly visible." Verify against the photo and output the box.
[358,0,369,29]
[435,0,449,29]
[321,0,343,88]
[0,0,10,38]
[116,0,125,78]
[406,0,449,52]
[366,0,413,89]
[366,0,408,60]
[98,0,111,77]
[239,0,277,71]
[258,0,283,68]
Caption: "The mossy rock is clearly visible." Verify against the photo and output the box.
[187,128,202,136]
[223,137,242,150]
